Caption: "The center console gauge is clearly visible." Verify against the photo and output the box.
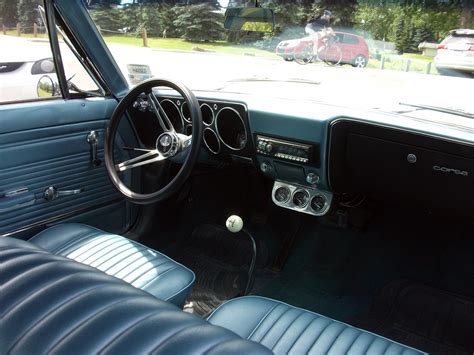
[293,190,310,208]
[274,186,291,203]
[272,181,332,217]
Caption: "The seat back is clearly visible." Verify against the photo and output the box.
[0,237,271,354]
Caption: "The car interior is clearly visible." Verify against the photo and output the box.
[1,1,473,354]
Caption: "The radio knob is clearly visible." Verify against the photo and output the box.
[265,143,273,153]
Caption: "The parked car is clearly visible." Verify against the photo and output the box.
[276,31,369,67]
[435,29,474,77]
[0,37,56,103]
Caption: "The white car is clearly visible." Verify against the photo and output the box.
[435,29,474,77]
[0,36,56,103]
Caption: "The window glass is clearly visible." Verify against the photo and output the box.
[0,0,57,103]
[84,1,472,118]
[343,34,359,45]
[0,0,102,104]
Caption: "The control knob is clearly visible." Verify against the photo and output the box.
[260,161,272,174]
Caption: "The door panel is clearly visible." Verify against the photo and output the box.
[0,98,134,237]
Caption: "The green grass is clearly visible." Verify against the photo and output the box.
[101,35,278,58]
[402,53,434,62]
[4,31,439,75]
[4,30,48,38]
[367,55,438,75]
[3,31,278,58]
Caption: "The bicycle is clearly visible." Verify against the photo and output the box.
[293,33,343,66]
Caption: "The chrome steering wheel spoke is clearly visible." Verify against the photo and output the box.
[147,93,175,133]
[105,78,203,204]
[116,149,165,172]
[176,133,192,151]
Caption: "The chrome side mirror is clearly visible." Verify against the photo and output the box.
[37,75,59,97]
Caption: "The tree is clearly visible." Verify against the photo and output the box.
[460,0,473,28]
[310,0,358,29]
[173,4,223,42]
[1,0,19,27]
[89,5,124,32]
[17,0,39,33]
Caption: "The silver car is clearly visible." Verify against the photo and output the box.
[435,29,474,77]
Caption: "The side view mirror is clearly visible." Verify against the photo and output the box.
[31,58,56,75]
[37,75,60,97]
[224,7,275,33]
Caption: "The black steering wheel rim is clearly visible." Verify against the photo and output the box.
[104,78,203,204]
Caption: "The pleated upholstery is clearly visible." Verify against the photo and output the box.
[0,237,271,355]
[208,296,426,355]
[28,223,194,307]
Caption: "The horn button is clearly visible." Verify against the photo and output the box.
[156,132,179,157]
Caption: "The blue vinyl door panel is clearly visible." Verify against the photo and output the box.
[0,98,134,237]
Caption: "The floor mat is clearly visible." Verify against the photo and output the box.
[168,224,270,316]
[350,279,474,354]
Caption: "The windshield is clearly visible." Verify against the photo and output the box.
[85,1,473,117]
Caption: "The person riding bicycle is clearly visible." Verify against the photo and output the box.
[305,10,335,55]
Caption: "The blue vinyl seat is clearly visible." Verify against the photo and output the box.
[208,296,426,355]
[0,237,271,354]
[28,223,194,307]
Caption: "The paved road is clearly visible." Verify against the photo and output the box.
[1,35,472,113]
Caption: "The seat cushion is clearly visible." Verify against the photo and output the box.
[28,223,194,307]
[0,237,272,355]
[208,296,426,355]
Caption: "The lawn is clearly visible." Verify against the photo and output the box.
[3,30,278,58]
[367,53,438,75]
[102,35,278,58]
[4,31,439,75]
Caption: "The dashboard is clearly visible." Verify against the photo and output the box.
[133,90,474,217]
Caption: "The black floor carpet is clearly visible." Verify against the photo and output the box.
[167,224,271,316]
[350,279,474,354]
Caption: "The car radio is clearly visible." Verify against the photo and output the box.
[255,135,317,165]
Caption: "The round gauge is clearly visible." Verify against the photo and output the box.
[274,186,291,203]
[311,195,326,212]
[292,190,310,208]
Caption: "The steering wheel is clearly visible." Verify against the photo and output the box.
[104,79,203,204]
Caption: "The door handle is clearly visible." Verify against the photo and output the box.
[87,131,101,166]
[0,187,35,213]
[44,186,84,201]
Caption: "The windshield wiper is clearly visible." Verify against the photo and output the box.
[399,102,474,119]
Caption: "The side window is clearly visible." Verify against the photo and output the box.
[0,0,102,104]
[0,1,56,103]
[343,34,359,45]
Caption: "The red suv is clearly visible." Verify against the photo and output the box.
[276,31,369,67]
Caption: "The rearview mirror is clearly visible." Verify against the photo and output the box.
[224,7,275,33]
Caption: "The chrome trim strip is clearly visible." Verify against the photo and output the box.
[203,127,221,155]
[200,103,215,126]
[180,101,191,123]
[0,198,123,238]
